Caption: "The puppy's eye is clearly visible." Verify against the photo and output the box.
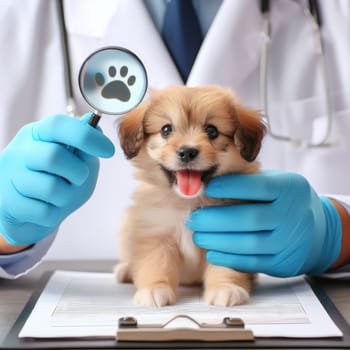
[205,124,219,139]
[161,124,173,138]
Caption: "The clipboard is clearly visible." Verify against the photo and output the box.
[2,271,350,349]
[117,314,254,342]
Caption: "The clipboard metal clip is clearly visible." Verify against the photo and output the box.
[117,315,255,342]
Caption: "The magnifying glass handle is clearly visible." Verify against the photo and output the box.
[88,113,101,128]
[65,113,101,155]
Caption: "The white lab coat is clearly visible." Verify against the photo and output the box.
[0,0,349,277]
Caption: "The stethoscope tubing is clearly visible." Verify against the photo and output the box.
[259,0,334,148]
[57,0,334,146]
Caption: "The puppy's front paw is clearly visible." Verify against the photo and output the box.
[205,285,250,307]
[134,286,176,307]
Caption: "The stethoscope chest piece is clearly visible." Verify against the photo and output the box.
[78,47,148,126]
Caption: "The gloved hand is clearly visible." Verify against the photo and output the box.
[187,171,342,277]
[0,114,115,245]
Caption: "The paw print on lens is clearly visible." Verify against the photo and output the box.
[94,66,136,102]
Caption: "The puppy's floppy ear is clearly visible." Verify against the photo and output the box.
[118,102,148,159]
[234,105,266,162]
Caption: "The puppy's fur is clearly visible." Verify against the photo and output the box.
[115,85,265,307]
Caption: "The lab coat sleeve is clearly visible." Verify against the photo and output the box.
[321,195,350,279]
[0,232,56,279]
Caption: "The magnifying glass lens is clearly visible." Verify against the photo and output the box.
[78,47,148,125]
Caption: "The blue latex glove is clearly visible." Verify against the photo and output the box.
[187,171,342,277]
[0,114,115,245]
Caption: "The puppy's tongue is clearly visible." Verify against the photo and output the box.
[176,170,202,196]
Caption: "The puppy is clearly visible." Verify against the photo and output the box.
[114,85,265,307]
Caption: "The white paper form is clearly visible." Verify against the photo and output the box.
[18,270,343,339]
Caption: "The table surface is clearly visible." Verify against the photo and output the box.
[0,260,350,349]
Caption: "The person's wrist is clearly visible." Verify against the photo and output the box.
[0,234,30,254]
[308,197,342,275]
[327,199,350,271]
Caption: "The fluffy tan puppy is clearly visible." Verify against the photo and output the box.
[115,85,265,307]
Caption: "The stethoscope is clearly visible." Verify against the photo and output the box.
[58,0,334,145]
[260,0,334,148]
[57,0,148,127]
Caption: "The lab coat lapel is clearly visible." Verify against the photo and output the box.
[188,0,262,88]
[110,0,183,89]
[67,0,262,89]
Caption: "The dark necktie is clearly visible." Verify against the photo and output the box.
[162,0,203,82]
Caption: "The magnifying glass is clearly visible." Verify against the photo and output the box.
[78,46,148,127]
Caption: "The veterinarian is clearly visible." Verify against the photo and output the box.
[0,0,349,279]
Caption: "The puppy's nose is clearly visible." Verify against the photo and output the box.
[177,147,199,163]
